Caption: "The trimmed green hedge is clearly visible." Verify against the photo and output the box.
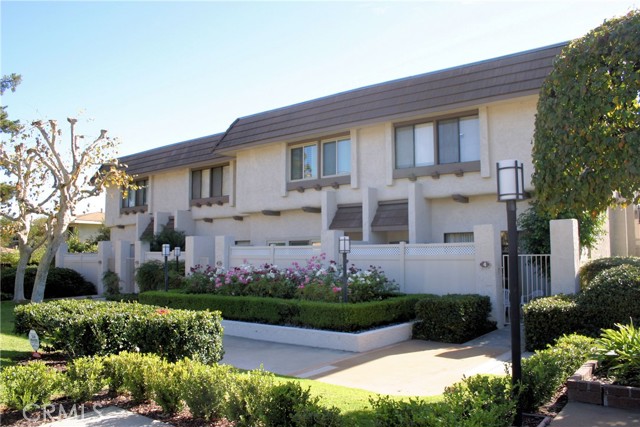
[578,256,640,290]
[523,294,580,351]
[524,264,640,351]
[1,267,96,299]
[139,291,424,332]
[412,294,496,343]
[14,299,223,363]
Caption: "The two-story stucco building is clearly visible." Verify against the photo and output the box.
[108,43,567,246]
[101,42,640,320]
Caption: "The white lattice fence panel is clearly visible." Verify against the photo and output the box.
[406,244,475,256]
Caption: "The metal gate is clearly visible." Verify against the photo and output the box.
[503,254,550,323]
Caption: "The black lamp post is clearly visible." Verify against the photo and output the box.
[162,244,171,292]
[174,246,181,271]
[497,159,527,426]
[338,236,351,303]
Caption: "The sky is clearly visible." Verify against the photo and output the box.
[1,0,638,211]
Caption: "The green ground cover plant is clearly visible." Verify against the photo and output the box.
[594,321,640,387]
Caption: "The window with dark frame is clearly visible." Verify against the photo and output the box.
[395,114,480,169]
[290,137,350,182]
[191,165,227,200]
[444,232,475,243]
[122,179,148,208]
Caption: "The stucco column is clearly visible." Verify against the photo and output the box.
[215,235,235,269]
[321,190,338,231]
[609,205,635,256]
[321,230,344,264]
[185,235,215,273]
[473,224,504,325]
[135,212,152,241]
[362,187,381,243]
[97,241,112,295]
[175,210,195,236]
[550,219,580,295]
[114,240,131,293]
[408,182,430,243]
[154,211,171,233]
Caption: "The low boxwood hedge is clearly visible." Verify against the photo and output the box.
[139,291,424,332]
[524,263,640,351]
[412,294,496,343]
[578,256,640,291]
[14,299,223,363]
[1,267,96,300]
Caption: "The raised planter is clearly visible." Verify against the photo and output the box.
[222,320,414,352]
[567,360,640,410]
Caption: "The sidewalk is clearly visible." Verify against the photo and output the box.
[550,401,640,426]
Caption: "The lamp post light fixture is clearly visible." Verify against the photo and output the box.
[338,236,351,303]
[174,246,181,271]
[496,159,527,427]
[162,244,171,292]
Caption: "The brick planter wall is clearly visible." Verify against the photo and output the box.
[567,361,640,410]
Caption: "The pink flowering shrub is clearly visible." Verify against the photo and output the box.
[185,254,398,303]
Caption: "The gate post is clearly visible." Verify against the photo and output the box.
[550,219,580,295]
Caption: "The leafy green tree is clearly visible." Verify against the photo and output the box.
[532,11,640,217]
[1,73,22,134]
[518,201,605,254]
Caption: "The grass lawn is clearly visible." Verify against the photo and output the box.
[0,299,440,425]
[283,377,440,426]
[1,301,32,367]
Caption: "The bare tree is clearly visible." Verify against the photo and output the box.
[1,118,132,302]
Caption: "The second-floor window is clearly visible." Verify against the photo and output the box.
[122,179,148,208]
[290,137,351,181]
[192,165,229,200]
[395,115,480,169]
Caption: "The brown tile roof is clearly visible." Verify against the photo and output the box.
[119,133,225,176]
[329,205,363,232]
[371,201,408,231]
[215,43,565,151]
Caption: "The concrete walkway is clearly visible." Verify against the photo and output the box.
[550,401,640,426]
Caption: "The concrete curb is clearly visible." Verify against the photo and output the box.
[221,320,414,352]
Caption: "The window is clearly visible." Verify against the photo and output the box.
[290,137,350,181]
[322,138,351,176]
[122,179,148,208]
[395,115,479,169]
[290,144,318,180]
[444,232,474,243]
[191,165,229,200]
